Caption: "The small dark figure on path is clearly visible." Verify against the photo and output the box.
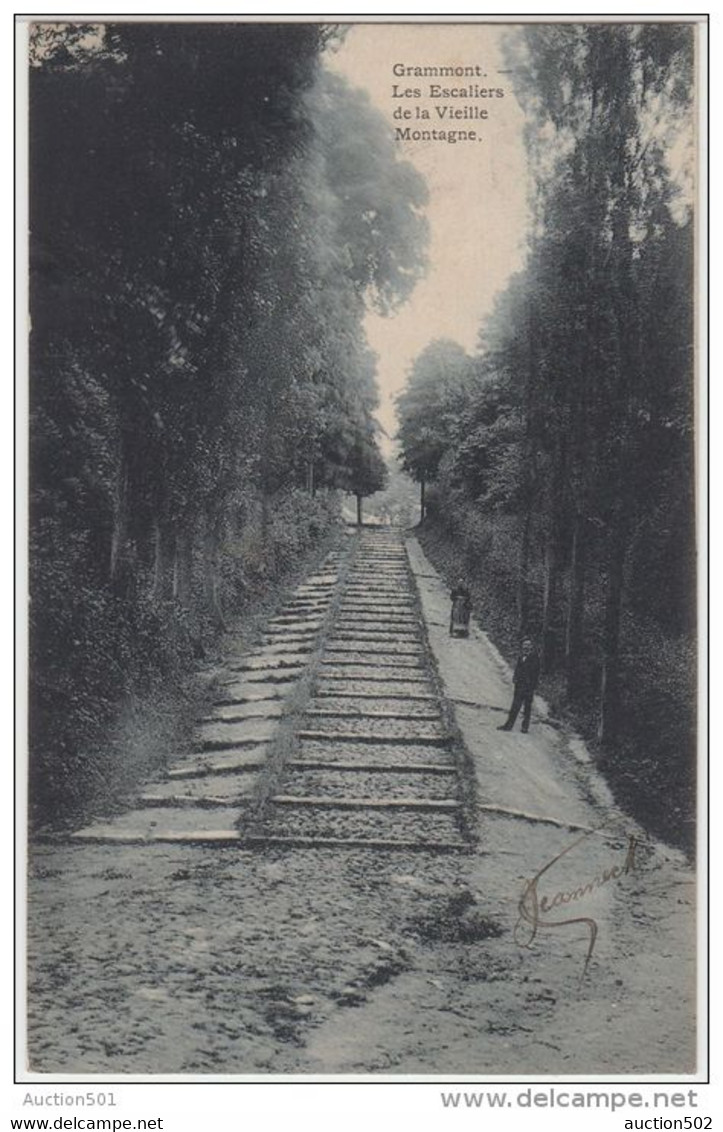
[498,637,540,733]
[449,579,471,637]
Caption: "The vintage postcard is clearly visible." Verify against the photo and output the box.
[18,13,706,1092]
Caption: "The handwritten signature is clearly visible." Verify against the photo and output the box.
[514,829,638,980]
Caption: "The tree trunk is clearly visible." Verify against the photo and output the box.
[565,512,587,699]
[541,532,561,671]
[110,450,132,591]
[598,159,637,744]
[356,493,363,526]
[598,519,627,744]
[203,516,226,630]
[541,429,568,671]
[260,490,270,540]
[174,526,193,610]
[420,478,426,523]
[517,505,532,632]
[152,519,175,604]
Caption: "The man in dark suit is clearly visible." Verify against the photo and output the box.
[498,637,540,734]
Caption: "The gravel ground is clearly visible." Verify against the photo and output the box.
[27,825,693,1076]
[27,844,466,1073]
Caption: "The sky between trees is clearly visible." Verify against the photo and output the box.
[327,23,530,442]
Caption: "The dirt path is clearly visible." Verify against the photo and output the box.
[26,529,696,1077]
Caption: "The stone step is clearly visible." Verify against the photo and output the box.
[195,719,277,748]
[213,684,291,706]
[136,790,251,808]
[235,834,468,852]
[330,631,420,641]
[336,610,417,619]
[260,637,318,649]
[267,616,325,629]
[229,655,311,673]
[70,829,243,846]
[259,799,463,842]
[70,805,241,841]
[298,714,448,739]
[167,747,269,778]
[304,708,442,722]
[340,602,415,611]
[341,594,414,601]
[271,795,460,811]
[324,645,424,661]
[285,596,331,604]
[137,772,258,803]
[347,572,408,580]
[344,587,409,596]
[325,644,425,656]
[237,642,315,657]
[201,701,284,723]
[345,577,408,584]
[319,666,428,680]
[317,673,431,683]
[347,582,408,589]
[281,767,456,800]
[286,759,454,775]
[296,729,450,745]
[220,669,304,687]
[334,629,418,638]
[314,689,436,701]
[284,601,331,612]
[264,625,320,637]
[344,594,408,600]
[299,739,454,764]
[320,658,425,670]
[329,639,420,651]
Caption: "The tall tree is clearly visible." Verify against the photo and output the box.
[504,23,694,727]
[396,339,471,520]
[28,22,430,817]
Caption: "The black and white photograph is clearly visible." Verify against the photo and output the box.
[20,14,705,1083]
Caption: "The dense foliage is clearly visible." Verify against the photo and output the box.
[29,22,427,821]
[397,24,696,850]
